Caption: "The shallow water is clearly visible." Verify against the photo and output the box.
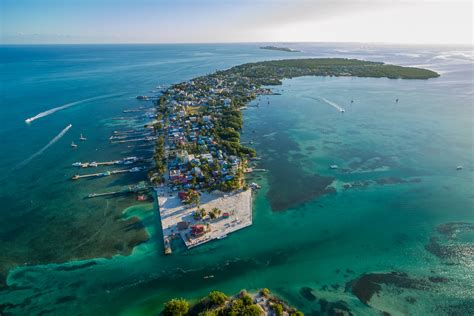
[0,43,473,315]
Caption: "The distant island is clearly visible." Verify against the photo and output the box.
[162,289,303,316]
[150,58,439,254]
[260,45,300,52]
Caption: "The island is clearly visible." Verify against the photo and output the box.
[260,45,300,52]
[162,289,303,316]
[149,58,439,253]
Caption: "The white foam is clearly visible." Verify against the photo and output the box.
[262,132,277,137]
[25,93,122,124]
[15,124,72,169]
[319,97,346,113]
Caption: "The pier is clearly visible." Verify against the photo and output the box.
[86,182,150,198]
[244,168,267,173]
[110,136,157,144]
[71,167,145,180]
[72,157,145,168]
[109,132,153,141]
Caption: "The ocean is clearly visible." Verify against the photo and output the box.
[0,43,472,315]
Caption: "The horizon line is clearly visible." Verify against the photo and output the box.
[1,40,472,47]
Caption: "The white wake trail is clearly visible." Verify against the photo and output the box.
[319,97,345,113]
[25,93,122,124]
[15,124,73,169]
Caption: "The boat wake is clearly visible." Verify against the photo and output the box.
[319,97,345,113]
[14,124,73,169]
[263,131,277,137]
[25,93,123,124]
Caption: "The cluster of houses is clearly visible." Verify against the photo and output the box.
[165,145,242,192]
[157,82,244,192]
[153,66,275,194]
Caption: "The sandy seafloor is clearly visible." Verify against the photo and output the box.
[0,43,472,315]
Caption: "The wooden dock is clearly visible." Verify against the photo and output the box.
[244,168,267,173]
[71,167,144,180]
[86,182,150,198]
[110,136,157,144]
[87,182,150,198]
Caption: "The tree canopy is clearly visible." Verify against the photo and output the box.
[163,298,190,316]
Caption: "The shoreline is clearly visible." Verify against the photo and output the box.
[149,58,438,252]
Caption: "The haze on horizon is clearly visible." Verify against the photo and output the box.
[1,0,472,45]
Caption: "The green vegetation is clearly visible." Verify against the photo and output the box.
[207,291,228,307]
[153,135,166,183]
[273,303,283,316]
[162,289,302,316]
[215,108,256,158]
[209,207,222,220]
[240,292,253,306]
[220,58,439,85]
[260,46,300,53]
[184,189,200,206]
[164,298,190,316]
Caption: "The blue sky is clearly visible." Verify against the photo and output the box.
[1,0,472,44]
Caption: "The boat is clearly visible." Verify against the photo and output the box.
[340,109,345,113]
[79,133,87,141]
[25,118,33,124]
[129,167,142,172]
[71,141,77,148]
[329,165,339,169]
[88,193,97,198]
[456,165,463,170]
[89,162,98,167]
[395,98,399,103]
[136,95,149,100]
[216,235,227,240]
[72,162,82,167]
[249,182,261,190]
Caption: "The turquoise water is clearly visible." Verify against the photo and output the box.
[0,44,473,315]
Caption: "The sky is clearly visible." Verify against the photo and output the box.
[1,0,472,45]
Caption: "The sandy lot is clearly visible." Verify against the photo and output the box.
[156,189,252,250]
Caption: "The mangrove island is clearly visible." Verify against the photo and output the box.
[260,46,301,52]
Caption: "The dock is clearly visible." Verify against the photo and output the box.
[113,129,139,135]
[244,168,267,173]
[123,108,149,113]
[71,167,145,180]
[86,182,150,198]
[72,157,146,168]
[109,133,153,140]
[110,136,157,144]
